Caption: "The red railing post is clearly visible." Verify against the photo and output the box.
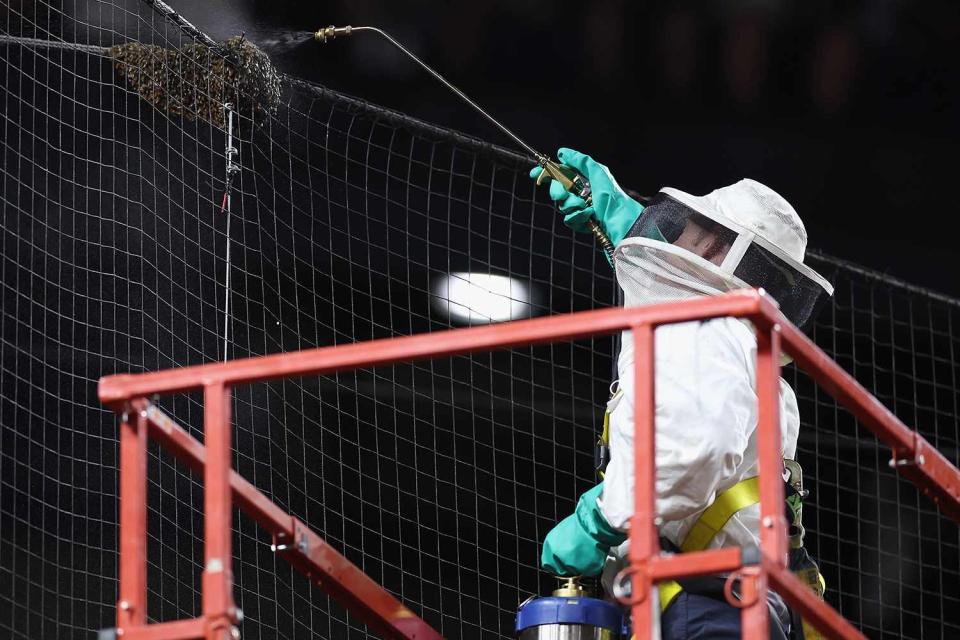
[202,383,237,639]
[629,323,658,638]
[756,325,787,567]
[738,565,768,639]
[117,405,149,631]
[742,323,786,638]
[768,568,866,640]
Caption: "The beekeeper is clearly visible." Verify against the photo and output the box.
[532,148,833,639]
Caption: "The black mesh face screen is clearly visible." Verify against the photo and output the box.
[624,193,737,260]
[1,3,959,640]
[733,243,828,329]
[625,193,690,243]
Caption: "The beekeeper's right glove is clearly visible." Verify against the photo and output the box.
[529,147,645,247]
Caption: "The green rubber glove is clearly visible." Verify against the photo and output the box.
[529,147,645,247]
[541,483,627,577]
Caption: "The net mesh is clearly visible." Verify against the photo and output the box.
[0,2,957,639]
[792,257,960,639]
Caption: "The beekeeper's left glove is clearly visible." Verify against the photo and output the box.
[541,483,627,577]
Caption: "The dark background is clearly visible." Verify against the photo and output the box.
[2,2,960,638]
[178,0,960,296]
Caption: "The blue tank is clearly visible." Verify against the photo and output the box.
[516,594,623,639]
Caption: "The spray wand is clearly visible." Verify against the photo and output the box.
[315,25,615,261]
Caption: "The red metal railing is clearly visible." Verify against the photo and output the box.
[99,289,960,639]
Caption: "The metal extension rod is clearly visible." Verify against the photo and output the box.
[316,25,542,161]
[315,25,616,261]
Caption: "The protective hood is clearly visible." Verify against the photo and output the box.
[615,180,833,329]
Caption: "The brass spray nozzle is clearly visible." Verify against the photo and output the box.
[552,576,590,598]
[315,25,353,43]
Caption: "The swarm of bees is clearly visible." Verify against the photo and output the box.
[110,35,281,128]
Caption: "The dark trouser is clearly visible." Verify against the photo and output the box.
[661,590,791,640]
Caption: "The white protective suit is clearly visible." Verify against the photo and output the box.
[596,179,832,593]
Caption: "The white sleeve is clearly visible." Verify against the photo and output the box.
[598,319,757,529]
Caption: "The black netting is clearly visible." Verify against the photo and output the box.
[0,2,958,639]
[791,254,960,640]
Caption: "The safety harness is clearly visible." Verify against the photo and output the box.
[597,395,827,640]
[656,476,762,610]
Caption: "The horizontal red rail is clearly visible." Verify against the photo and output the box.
[119,618,207,640]
[777,319,960,523]
[99,290,772,402]
[649,548,743,580]
[767,564,865,640]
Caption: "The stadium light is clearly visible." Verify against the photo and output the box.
[431,272,534,325]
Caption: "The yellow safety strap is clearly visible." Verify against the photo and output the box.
[601,410,611,448]
[597,389,617,480]
[796,567,828,640]
[658,579,685,613]
[680,477,761,553]
[658,476,761,612]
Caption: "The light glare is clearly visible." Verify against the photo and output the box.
[432,272,533,325]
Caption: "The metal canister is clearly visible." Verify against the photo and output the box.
[516,579,623,640]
